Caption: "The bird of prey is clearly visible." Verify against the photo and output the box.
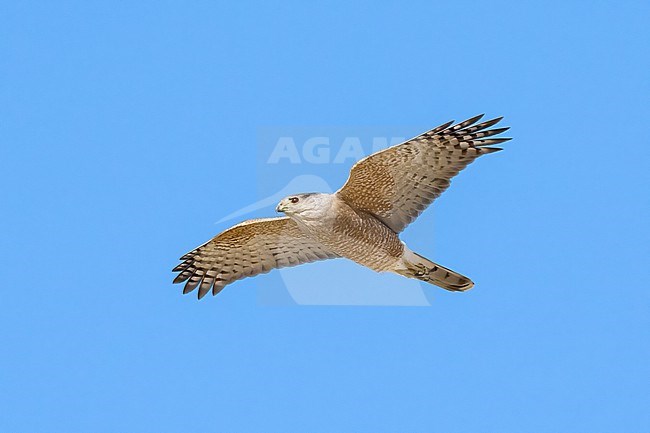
[173,114,510,299]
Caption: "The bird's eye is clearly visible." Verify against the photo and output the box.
[289,197,299,204]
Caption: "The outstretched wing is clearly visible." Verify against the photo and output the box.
[336,115,510,233]
[172,217,338,299]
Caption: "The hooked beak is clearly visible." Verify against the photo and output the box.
[276,202,286,213]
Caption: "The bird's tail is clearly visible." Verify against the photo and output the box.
[395,249,474,292]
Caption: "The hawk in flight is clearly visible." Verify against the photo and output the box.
[173,114,510,299]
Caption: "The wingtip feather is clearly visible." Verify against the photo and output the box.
[173,272,191,284]
[197,287,210,299]
[427,120,455,135]
[452,114,485,131]
[482,147,503,154]
[475,137,512,146]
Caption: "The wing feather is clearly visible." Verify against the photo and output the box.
[336,115,510,232]
[172,217,338,299]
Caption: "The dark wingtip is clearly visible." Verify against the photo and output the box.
[484,147,503,153]
[172,262,188,272]
[427,120,455,135]
[488,127,510,135]
[475,137,512,146]
[470,116,504,132]
[173,273,188,284]
[453,114,485,131]
[212,284,226,296]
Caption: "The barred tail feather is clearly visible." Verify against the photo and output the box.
[396,249,474,292]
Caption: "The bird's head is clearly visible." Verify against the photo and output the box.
[276,193,329,219]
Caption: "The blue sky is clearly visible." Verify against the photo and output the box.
[1,1,649,432]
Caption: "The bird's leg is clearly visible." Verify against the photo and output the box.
[414,264,428,277]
